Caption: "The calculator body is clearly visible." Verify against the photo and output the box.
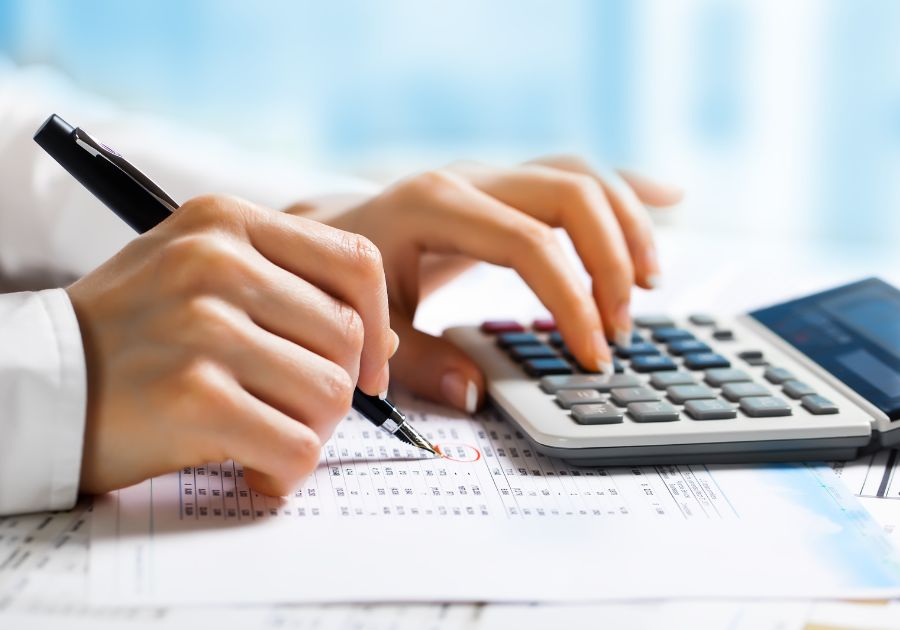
[444,278,899,465]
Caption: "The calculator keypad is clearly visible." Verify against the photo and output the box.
[477,314,840,429]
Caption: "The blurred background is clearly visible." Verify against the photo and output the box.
[1,0,898,252]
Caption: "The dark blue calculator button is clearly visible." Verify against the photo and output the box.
[524,358,573,377]
[509,344,558,361]
[548,331,565,347]
[667,339,711,356]
[651,327,694,343]
[683,352,731,370]
[615,341,660,358]
[630,355,677,373]
[497,332,541,348]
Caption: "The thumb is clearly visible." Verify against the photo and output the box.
[390,321,484,414]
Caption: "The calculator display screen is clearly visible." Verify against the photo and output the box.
[750,277,900,421]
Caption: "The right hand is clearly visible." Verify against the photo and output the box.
[67,195,397,497]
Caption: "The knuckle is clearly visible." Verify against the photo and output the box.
[338,232,384,282]
[162,234,246,292]
[287,431,322,476]
[519,222,558,257]
[182,295,246,346]
[560,173,601,207]
[404,169,461,200]
[334,301,366,355]
[320,365,356,419]
[174,358,230,411]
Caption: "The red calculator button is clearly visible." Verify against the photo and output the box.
[531,318,556,332]
[480,320,525,334]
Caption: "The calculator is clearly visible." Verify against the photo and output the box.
[445,277,900,465]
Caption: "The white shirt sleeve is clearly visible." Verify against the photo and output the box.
[0,288,86,515]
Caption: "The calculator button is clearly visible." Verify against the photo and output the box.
[634,315,675,329]
[738,350,769,367]
[628,401,680,422]
[652,327,694,343]
[615,342,660,358]
[509,344,558,361]
[764,367,795,384]
[481,320,525,333]
[524,358,572,377]
[801,394,839,415]
[782,380,816,399]
[531,318,556,332]
[667,339,711,356]
[712,329,734,341]
[704,368,751,387]
[540,373,641,393]
[650,371,696,390]
[688,313,716,326]
[497,332,541,347]
[739,396,793,417]
[684,399,737,420]
[721,382,770,401]
[666,384,718,404]
[683,353,731,370]
[548,331,565,347]
[630,355,677,373]
[556,389,606,409]
[611,387,661,406]
[571,403,624,425]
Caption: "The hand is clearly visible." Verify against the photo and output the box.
[68,195,397,496]
[287,155,681,413]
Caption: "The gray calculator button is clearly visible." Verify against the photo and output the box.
[764,367,795,384]
[801,394,839,415]
[611,386,661,406]
[556,389,606,409]
[684,399,737,420]
[739,396,793,417]
[634,315,675,329]
[628,401,680,422]
[704,368,751,387]
[782,380,816,399]
[571,403,624,425]
[540,374,639,393]
[721,382,770,401]
[667,384,718,404]
[650,371,696,390]
[688,313,716,326]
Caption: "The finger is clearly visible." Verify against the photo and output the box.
[397,171,611,372]
[219,317,355,443]
[390,310,484,413]
[514,158,659,291]
[448,163,635,347]
[224,388,323,497]
[617,169,684,207]
[243,203,395,396]
[223,247,373,387]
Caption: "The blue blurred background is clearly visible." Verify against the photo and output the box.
[1,0,898,248]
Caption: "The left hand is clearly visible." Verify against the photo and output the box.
[286,155,682,413]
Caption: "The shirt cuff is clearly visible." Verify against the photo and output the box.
[0,289,87,514]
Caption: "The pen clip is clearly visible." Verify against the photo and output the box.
[74,127,179,213]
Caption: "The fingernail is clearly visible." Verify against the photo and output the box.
[592,330,612,374]
[375,362,390,399]
[388,330,400,358]
[644,249,662,289]
[615,303,632,349]
[441,370,478,414]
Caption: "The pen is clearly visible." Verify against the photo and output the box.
[33,113,440,457]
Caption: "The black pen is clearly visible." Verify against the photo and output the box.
[34,113,440,457]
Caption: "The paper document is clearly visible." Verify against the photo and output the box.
[89,393,900,605]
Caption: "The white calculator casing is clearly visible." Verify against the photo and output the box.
[445,314,896,466]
